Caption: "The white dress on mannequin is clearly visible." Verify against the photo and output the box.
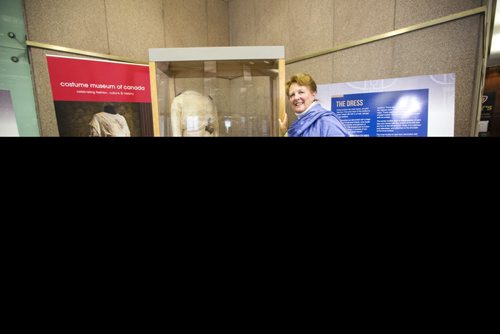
[170,90,219,137]
[89,112,130,137]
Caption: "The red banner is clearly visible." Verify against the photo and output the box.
[46,55,151,103]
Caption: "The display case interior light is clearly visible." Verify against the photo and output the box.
[149,46,285,137]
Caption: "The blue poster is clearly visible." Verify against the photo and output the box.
[332,89,429,137]
[317,73,455,137]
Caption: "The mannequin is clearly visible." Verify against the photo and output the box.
[170,90,219,137]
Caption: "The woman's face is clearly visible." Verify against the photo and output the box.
[288,83,316,114]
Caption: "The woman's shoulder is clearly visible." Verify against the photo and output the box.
[314,111,349,136]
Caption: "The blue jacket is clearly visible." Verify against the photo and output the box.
[288,103,350,137]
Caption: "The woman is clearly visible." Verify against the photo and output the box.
[285,73,349,137]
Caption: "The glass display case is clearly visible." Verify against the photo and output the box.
[149,46,285,137]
